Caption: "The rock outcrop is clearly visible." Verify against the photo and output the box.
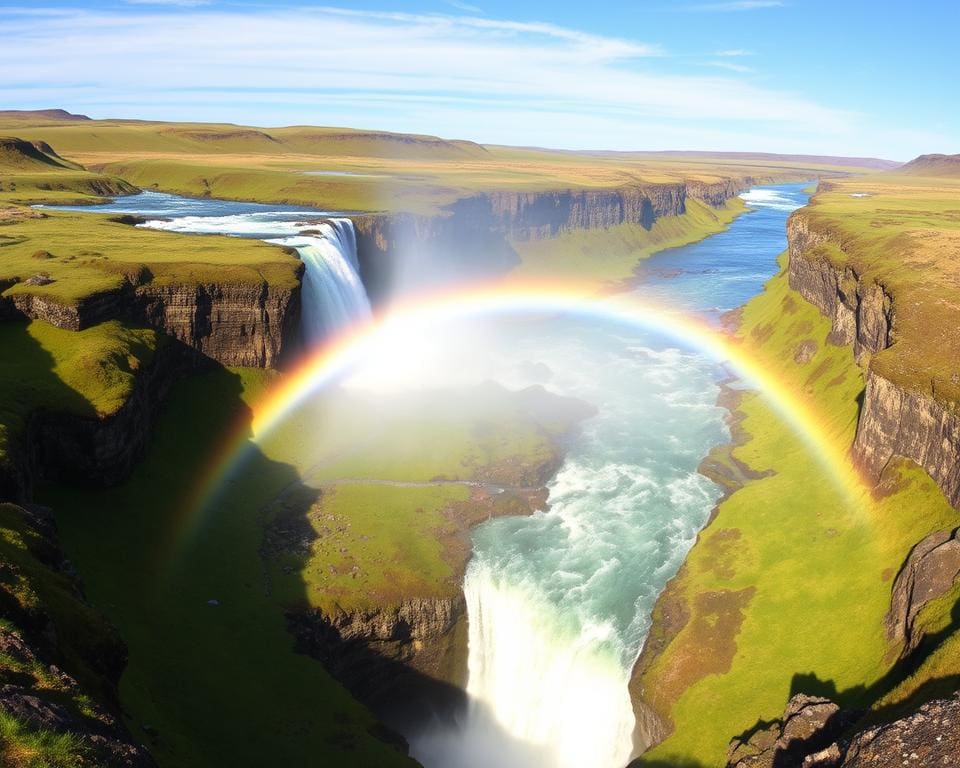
[885,527,960,655]
[725,694,851,768]
[840,692,960,767]
[288,597,468,731]
[726,691,960,768]
[1,270,303,368]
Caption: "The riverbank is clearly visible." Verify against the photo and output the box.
[629,251,957,765]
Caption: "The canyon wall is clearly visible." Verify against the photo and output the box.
[1,270,303,368]
[785,210,960,508]
[354,180,750,302]
[288,597,469,733]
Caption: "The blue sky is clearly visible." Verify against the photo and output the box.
[2,0,957,159]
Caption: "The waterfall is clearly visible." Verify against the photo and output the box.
[289,218,371,343]
[412,561,637,768]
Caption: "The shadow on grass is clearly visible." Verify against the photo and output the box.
[787,594,960,720]
[0,319,98,499]
[42,363,420,767]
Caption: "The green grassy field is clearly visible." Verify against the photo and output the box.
[0,209,300,306]
[257,385,587,612]
[634,257,958,766]
[0,113,883,215]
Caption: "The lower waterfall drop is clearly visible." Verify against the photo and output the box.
[288,218,372,342]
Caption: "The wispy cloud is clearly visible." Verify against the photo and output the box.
[715,49,754,57]
[706,60,754,73]
[442,0,484,14]
[0,4,870,153]
[689,1,783,11]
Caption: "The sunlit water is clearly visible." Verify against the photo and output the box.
[52,183,810,768]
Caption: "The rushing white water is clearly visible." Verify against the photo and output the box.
[269,219,371,343]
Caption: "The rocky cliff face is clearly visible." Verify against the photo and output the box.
[724,690,960,768]
[132,278,302,367]
[288,596,468,732]
[786,209,960,508]
[853,371,960,507]
[786,213,892,360]
[354,180,747,302]
[2,272,303,368]
[885,527,960,655]
[446,183,688,241]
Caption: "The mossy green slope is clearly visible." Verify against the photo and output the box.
[634,257,957,766]
[0,502,128,768]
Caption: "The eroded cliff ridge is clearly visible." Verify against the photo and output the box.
[786,173,960,506]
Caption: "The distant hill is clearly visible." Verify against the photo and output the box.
[0,108,91,122]
[895,153,960,177]
[0,136,81,170]
[555,149,901,171]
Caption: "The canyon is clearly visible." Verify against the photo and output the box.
[2,130,959,768]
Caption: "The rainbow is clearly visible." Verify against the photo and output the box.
[180,280,870,550]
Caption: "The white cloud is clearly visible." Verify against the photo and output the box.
[706,60,754,73]
[3,4,924,155]
[715,49,754,56]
